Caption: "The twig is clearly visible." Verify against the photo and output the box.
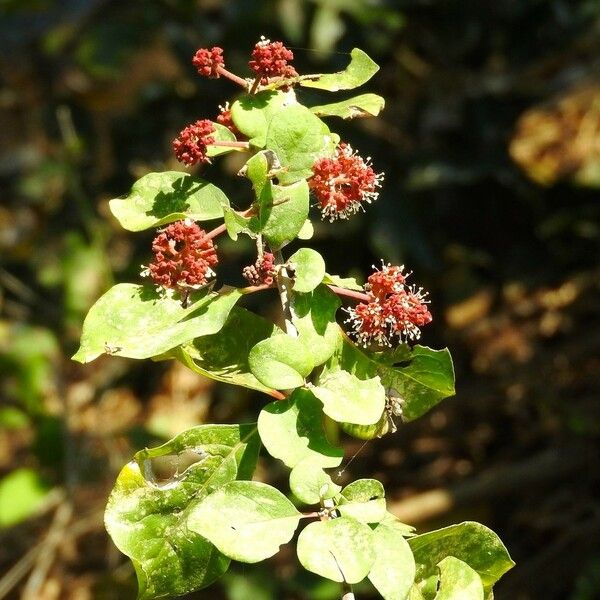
[274,251,298,337]
[342,583,355,599]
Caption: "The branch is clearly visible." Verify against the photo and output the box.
[274,251,298,337]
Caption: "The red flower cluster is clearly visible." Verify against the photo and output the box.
[144,220,218,290]
[242,252,276,287]
[309,143,383,221]
[249,37,297,82]
[192,47,225,78]
[346,263,432,347]
[172,119,215,166]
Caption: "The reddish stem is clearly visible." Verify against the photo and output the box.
[210,140,251,149]
[216,66,249,89]
[240,283,274,294]
[249,75,262,95]
[327,284,370,303]
[203,223,227,241]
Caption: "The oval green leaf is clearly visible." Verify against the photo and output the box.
[109,171,229,232]
[289,248,326,293]
[289,457,341,505]
[249,334,314,389]
[337,479,386,524]
[299,48,379,92]
[104,424,259,600]
[435,557,484,600]
[310,93,385,120]
[187,481,301,563]
[368,518,416,600]
[73,285,242,363]
[258,387,343,469]
[297,516,376,583]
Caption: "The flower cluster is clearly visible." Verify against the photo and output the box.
[242,252,276,287]
[309,143,383,221]
[172,119,215,166]
[249,37,297,82]
[345,263,432,347]
[192,46,225,78]
[144,220,218,290]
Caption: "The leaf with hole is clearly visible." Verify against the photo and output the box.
[310,93,385,119]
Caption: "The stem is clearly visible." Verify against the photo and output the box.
[274,250,298,337]
[300,511,320,519]
[249,75,262,95]
[216,66,249,89]
[327,285,370,303]
[342,583,355,600]
[240,283,274,294]
[204,223,227,241]
[210,140,251,149]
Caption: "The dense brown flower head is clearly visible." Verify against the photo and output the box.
[249,37,297,82]
[172,119,215,166]
[242,252,276,287]
[145,220,218,289]
[192,47,225,78]
[346,263,432,347]
[309,143,383,221]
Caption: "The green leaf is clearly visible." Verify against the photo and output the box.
[435,557,484,600]
[241,151,310,249]
[258,387,343,469]
[290,457,341,505]
[289,248,326,293]
[337,479,386,524]
[310,93,385,119]
[292,285,341,368]
[230,90,289,147]
[368,517,416,600]
[187,481,301,563]
[172,307,280,398]
[323,273,363,291]
[409,522,515,594]
[312,369,386,425]
[323,336,455,423]
[104,424,259,600]
[0,468,50,528]
[299,48,379,92]
[222,206,254,241]
[109,171,229,232]
[297,516,376,583]
[73,285,242,363]
[206,122,239,157]
[265,104,333,185]
[297,219,314,240]
[249,334,314,389]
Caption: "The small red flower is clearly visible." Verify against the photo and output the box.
[345,263,431,347]
[216,103,240,136]
[242,252,276,287]
[192,47,225,78]
[249,37,297,82]
[172,119,215,166]
[309,143,383,221]
[144,220,218,290]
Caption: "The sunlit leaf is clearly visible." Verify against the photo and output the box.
[289,248,326,293]
[337,479,386,524]
[310,93,385,119]
[0,468,50,528]
[206,122,240,157]
[289,456,341,505]
[435,557,484,600]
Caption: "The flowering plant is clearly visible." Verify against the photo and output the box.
[74,39,513,600]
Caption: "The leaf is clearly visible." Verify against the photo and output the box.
[241,151,310,249]
[230,90,289,147]
[323,336,455,423]
[222,206,254,241]
[187,481,301,563]
[297,516,376,583]
[0,468,50,528]
[265,104,333,185]
[323,273,363,291]
[312,369,386,425]
[310,93,385,119]
[73,285,242,363]
[292,285,341,368]
[368,518,416,600]
[409,522,515,594]
[297,219,314,240]
[288,248,326,293]
[109,171,229,232]
[299,48,379,92]
[337,479,386,524]
[289,456,341,505]
[206,122,240,157]
[104,424,259,600]
[249,334,314,389]
[172,307,280,397]
[258,387,343,469]
[435,557,484,600]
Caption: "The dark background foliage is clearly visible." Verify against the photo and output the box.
[0,1,599,598]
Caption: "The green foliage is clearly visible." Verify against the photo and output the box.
[288,248,326,293]
[434,557,484,600]
[0,468,50,528]
[231,91,289,147]
[336,479,386,523]
[310,93,385,120]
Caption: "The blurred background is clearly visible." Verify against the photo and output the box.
[0,1,599,599]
